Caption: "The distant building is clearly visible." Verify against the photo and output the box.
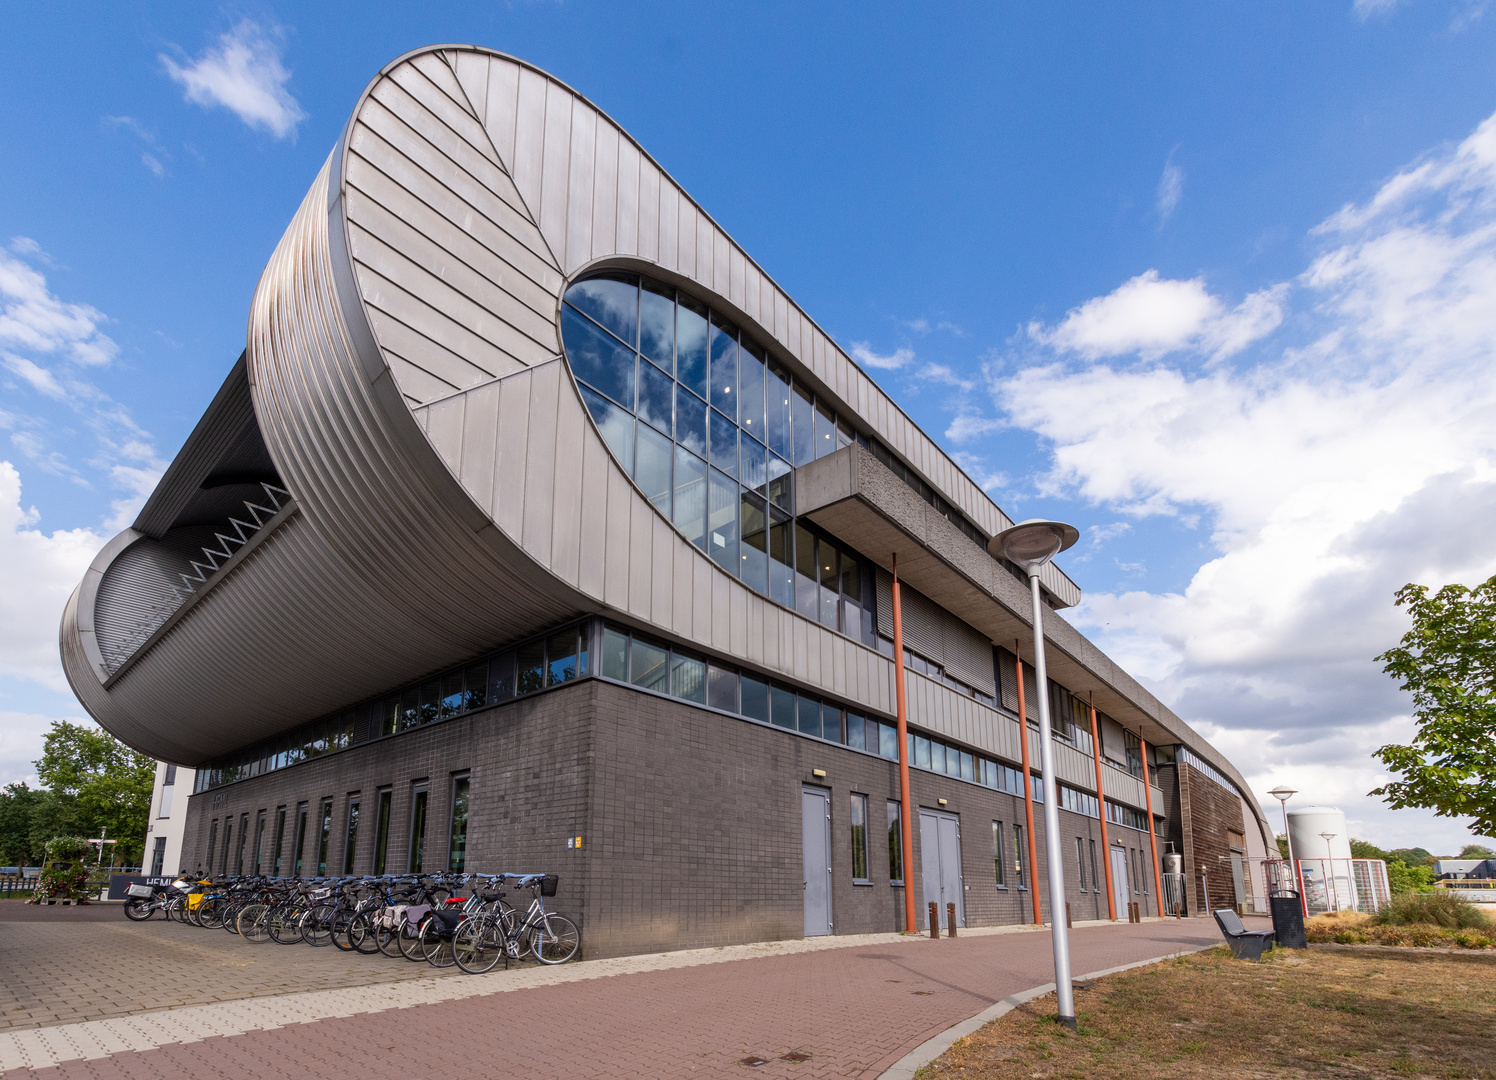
[1433,859,1496,881]
[142,762,195,877]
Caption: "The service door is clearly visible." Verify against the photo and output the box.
[801,786,832,937]
[1110,845,1131,917]
[919,809,965,930]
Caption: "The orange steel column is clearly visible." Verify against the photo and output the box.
[1014,643,1042,926]
[892,554,917,935]
[1088,695,1116,920]
[1140,736,1164,918]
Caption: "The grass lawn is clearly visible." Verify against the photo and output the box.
[925,945,1496,1079]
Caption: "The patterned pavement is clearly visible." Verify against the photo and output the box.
[0,904,1227,1079]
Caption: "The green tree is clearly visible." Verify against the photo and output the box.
[1372,577,1496,838]
[1459,843,1494,859]
[32,721,154,866]
[0,783,43,865]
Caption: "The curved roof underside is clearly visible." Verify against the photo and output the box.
[57,45,1270,848]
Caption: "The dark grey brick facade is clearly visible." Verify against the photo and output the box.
[182,677,1159,958]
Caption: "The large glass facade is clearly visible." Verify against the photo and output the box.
[563,272,871,640]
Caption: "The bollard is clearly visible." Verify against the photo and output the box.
[1065,902,1072,929]
[928,901,940,939]
[947,902,957,937]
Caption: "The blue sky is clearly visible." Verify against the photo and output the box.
[3,1,1494,852]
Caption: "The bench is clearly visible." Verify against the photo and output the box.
[1213,908,1276,960]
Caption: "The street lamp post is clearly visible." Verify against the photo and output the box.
[990,518,1080,1030]
[1320,832,1339,911]
[1267,786,1297,894]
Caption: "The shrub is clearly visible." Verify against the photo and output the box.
[1372,890,1492,930]
[29,835,93,904]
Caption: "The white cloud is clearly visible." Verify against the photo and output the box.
[1353,0,1403,18]
[851,341,915,370]
[0,462,108,689]
[3,355,65,399]
[0,248,117,367]
[104,116,170,177]
[946,414,1004,442]
[997,106,1496,848]
[916,362,976,392]
[1028,270,1287,363]
[1157,155,1184,222]
[161,20,307,140]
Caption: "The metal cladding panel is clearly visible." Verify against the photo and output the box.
[1101,766,1147,809]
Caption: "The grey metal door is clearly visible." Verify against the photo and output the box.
[1111,845,1131,916]
[801,786,832,937]
[918,809,964,930]
[1229,848,1246,908]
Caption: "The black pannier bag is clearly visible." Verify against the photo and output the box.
[541,874,559,897]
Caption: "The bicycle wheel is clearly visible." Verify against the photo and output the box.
[397,916,428,961]
[348,912,380,954]
[532,913,581,965]
[197,898,225,930]
[452,916,505,975]
[238,903,271,943]
[302,903,335,947]
[123,897,155,921]
[268,903,305,944]
[373,915,403,957]
[329,908,357,951]
[419,917,456,968]
[165,896,185,922]
[220,901,244,934]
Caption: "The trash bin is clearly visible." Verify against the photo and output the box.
[1270,890,1306,949]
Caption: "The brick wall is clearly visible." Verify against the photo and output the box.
[182,677,1140,957]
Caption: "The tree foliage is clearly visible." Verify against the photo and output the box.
[1349,838,1435,894]
[0,721,154,867]
[1372,576,1496,838]
[1459,843,1495,859]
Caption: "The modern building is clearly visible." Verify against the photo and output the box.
[61,45,1273,957]
[142,762,196,878]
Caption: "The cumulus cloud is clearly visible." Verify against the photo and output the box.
[1352,0,1403,17]
[1029,270,1288,363]
[0,463,108,688]
[994,106,1496,847]
[161,20,307,140]
[851,341,915,370]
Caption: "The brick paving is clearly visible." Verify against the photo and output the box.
[0,913,1225,1079]
[0,903,460,1032]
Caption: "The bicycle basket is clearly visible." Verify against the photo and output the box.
[311,888,332,900]
[126,883,155,900]
[540,874,559,897]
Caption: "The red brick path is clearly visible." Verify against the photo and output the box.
[6,921,1220,1079]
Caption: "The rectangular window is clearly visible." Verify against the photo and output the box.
[673,446,707,548]
[878,722,898,761]
[602,625,629,681]
[164,763,177,786]
[235,813,249,875]
[220,819,232,875]
[373,789,392,876]
[793,523,819,618]
[253,811,266,875]
[272,807,287,876]
[292,803,309,877]
[791,382,815,465]
[448,775,470,872]
[158,782,174,818]
[204,821,218,874]
[343,798,361,875]
[817,538,840,629]
[850,794,869,882]
[671,650,707,703]
[150,836,166,877]
[846,713,865,751]
[547,628,580,686]
[1077,837,1088,891]
[706,664,739,712]
[797,694,822,739]
[1089,839,1100,898]
[1013,824,1027,888]
[770,683,796,729]
[408,783,429,874]
[316,799,334,876]
[740,675,769,721]
[887,801,904,885]
[708,466,738,571]
[767,362,792,460]
[630,636,669,693]
[993,823,1006,886]
[517,639,545,694]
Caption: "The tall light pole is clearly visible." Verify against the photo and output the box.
[990,518,1080,1030]
[1267,786,1297,894]
[1320,832,1339,911]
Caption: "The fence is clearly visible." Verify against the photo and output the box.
[1250,857,1390,916]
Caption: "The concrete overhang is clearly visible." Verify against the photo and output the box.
[795,443,1234,773]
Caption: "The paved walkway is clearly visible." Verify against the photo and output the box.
[0,909,1226,1079]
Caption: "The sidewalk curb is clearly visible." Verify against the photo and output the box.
[876,945,1216,1080]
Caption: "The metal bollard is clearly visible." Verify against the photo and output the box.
[928,901,940,939]
[947,902,957,937]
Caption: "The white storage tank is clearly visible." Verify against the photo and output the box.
[1287,806,1357,912]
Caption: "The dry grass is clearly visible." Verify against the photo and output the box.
[1303,910,1496,949]
[923,945,1496,1079]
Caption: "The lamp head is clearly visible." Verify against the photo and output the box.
[989,519,1080,572]
[1268,786,1297,801]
